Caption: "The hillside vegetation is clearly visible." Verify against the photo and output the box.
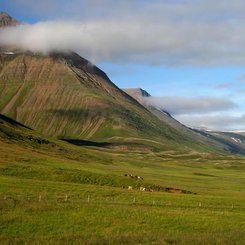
[0,114,245,244]
[0,51,227,154]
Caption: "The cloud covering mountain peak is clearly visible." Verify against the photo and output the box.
[2,5,245,66]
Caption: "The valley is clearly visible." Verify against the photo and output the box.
[0,12,245,245]
[0,113,245,244]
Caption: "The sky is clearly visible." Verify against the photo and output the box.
[0,0,245,131]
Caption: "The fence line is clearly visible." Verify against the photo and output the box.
[0,194,240,210]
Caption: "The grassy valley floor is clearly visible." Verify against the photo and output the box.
[0,137,245,245]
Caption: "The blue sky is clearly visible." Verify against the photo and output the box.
[1,0,245,130]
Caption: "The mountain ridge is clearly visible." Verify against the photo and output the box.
[0,50,200,152]
[0,13,235,154]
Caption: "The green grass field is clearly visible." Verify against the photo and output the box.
[1,177,244,245]
[0,131,245,244]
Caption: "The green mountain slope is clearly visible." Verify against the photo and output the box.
[0,51,215,152]
[0,113,143,189]
[0,13,229,154]
[0,113,215,192]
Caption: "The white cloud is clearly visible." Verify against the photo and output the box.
[176,113,245,130]
[142,95,242,130]
[2,1,245,65]
[142,96,236,115]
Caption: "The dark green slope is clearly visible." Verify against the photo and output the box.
[0,114,149,190]
[0,113,55,148]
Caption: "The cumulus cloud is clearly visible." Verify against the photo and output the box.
[0,20,192,63]
[0,21,103,56]
[2,0,245,65]
[142,96,236,115]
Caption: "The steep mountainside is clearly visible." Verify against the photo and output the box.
[0,51,206,152]
[0,13,231,153]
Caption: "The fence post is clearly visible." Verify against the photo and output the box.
[133,197,136,204]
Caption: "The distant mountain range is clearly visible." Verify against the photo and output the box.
[124,88,245,155]
[0,12,244,155]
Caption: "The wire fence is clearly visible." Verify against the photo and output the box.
[0,194,242,211]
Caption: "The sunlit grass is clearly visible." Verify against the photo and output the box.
[0,117,244,244]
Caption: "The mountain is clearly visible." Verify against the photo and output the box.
[0,13,234,154]
[0,48,204,152]
[0,12,19,27]
[195,129,245,154]
[123,88,151,101]
[123,88,172,117]
[123,88,242,154]
[0,12,20,53]
[123,88,208,136]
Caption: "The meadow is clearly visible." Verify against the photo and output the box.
[0,134,245,244]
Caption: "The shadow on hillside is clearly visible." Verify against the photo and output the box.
[0,114,31,129]
[61,138,111,148]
